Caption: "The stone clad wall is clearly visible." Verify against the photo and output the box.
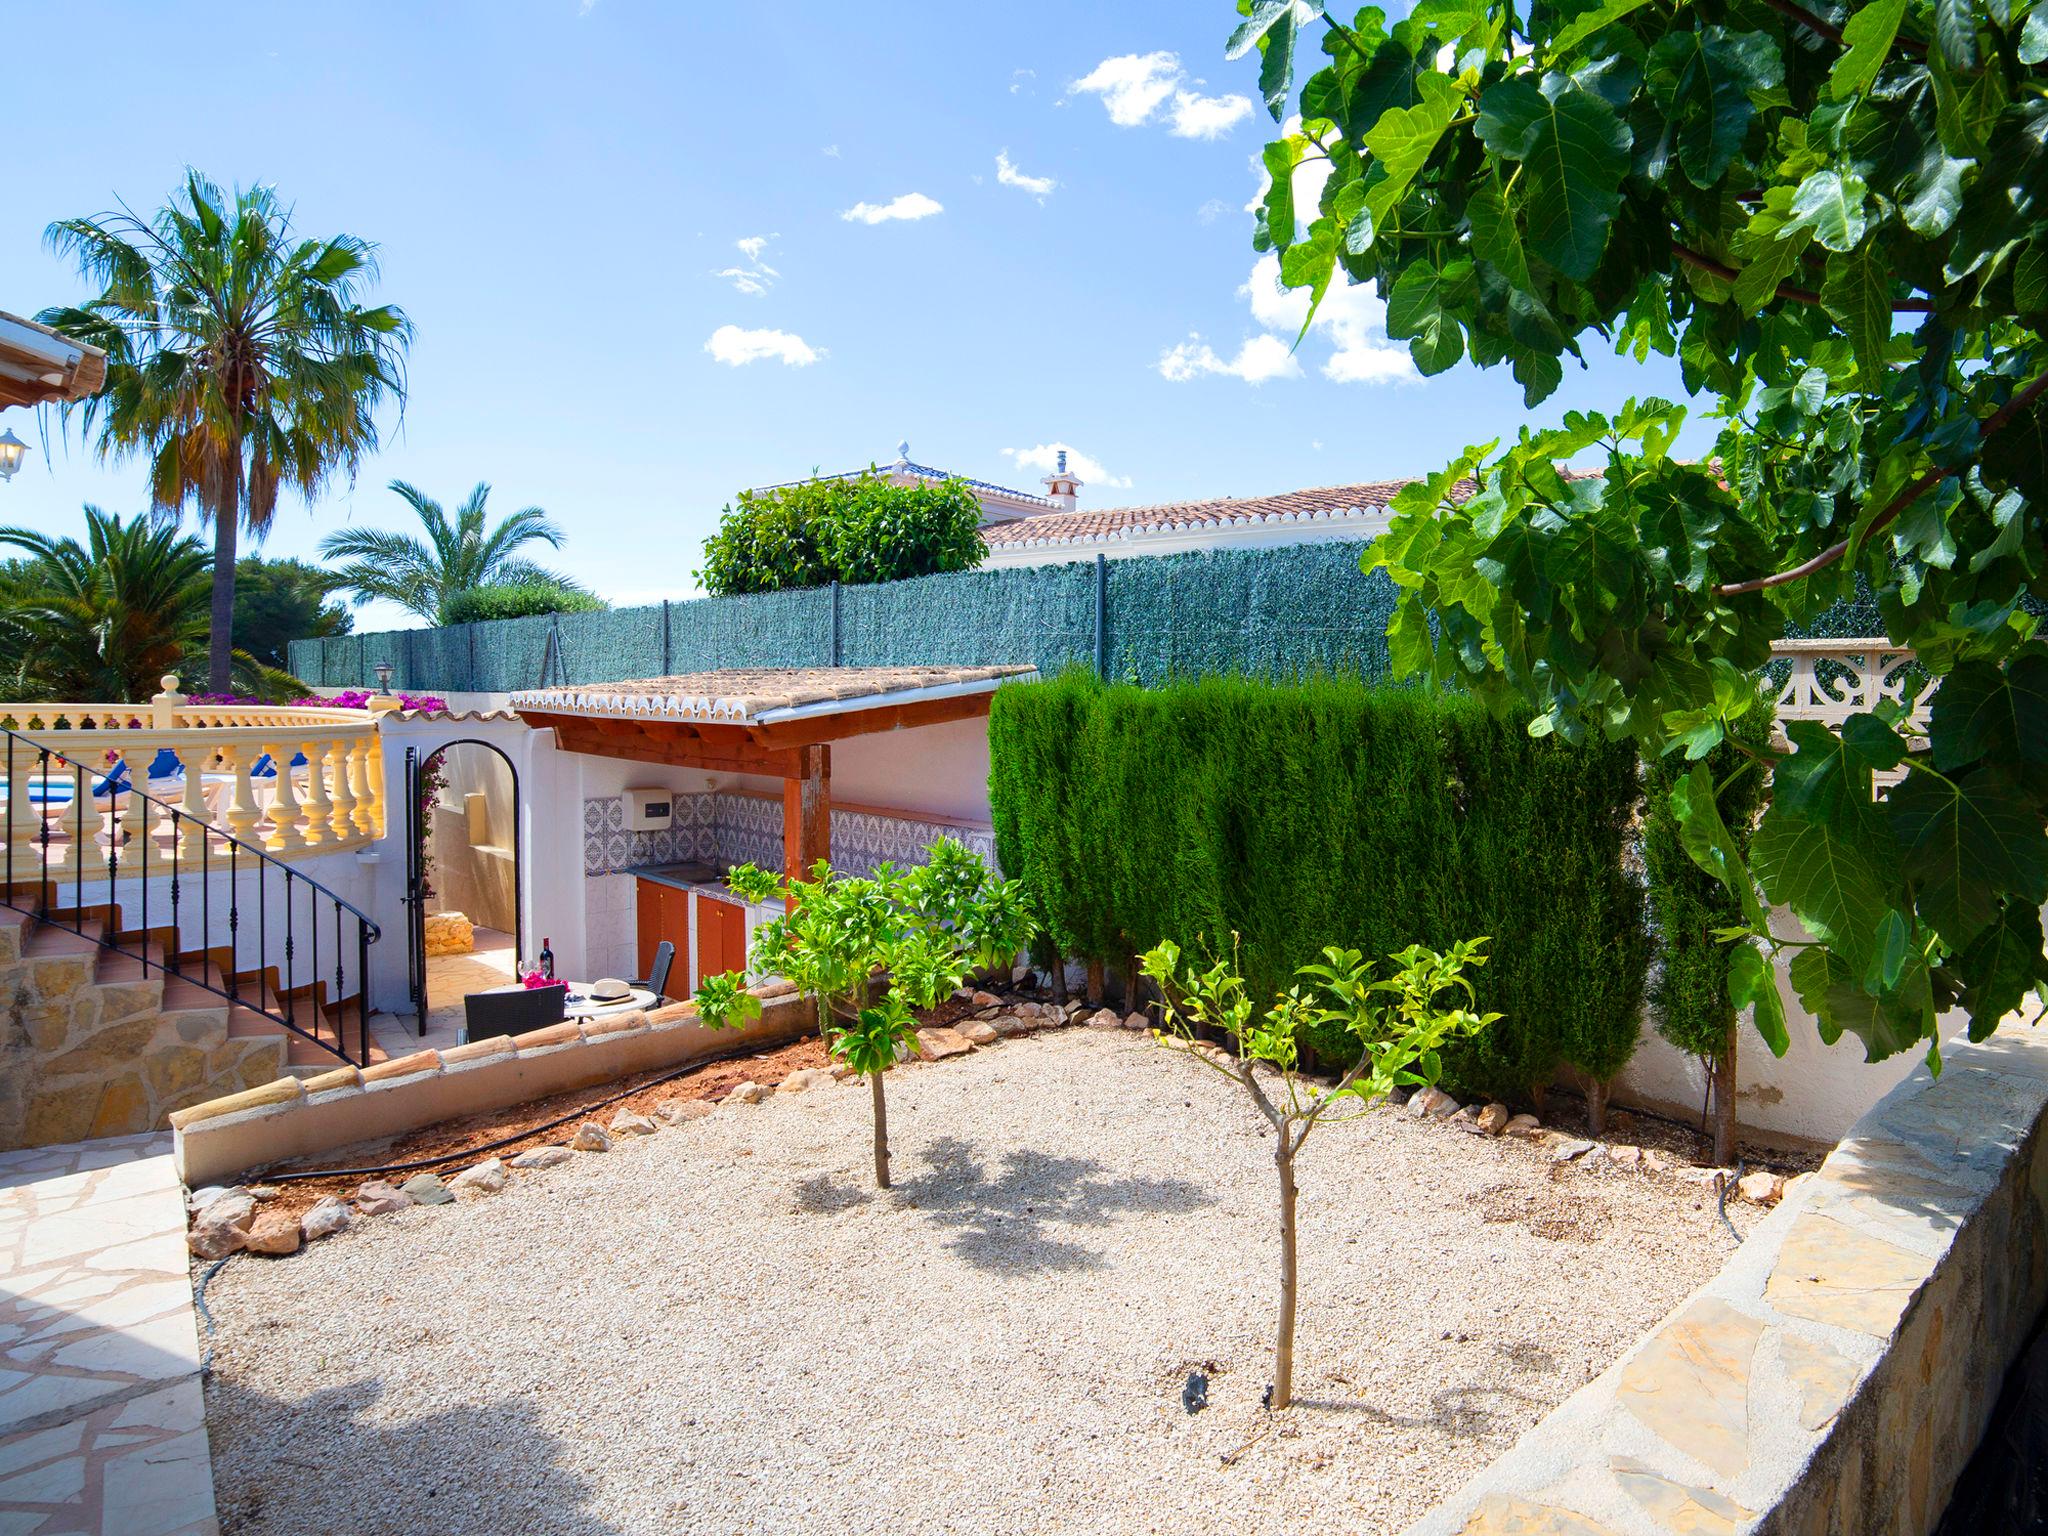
[1403,1023,2048,1536]
[0,921,286,1151]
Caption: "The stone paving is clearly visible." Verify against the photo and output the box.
[0,1134,217,1536]
[369,925,516,1059]
[1403,1021,2048,1536]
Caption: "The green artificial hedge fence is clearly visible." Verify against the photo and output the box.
[988,670,1649,1103]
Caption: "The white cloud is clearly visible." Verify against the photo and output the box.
[1010,68,1036,95]
[1168,89,1254,139]
[822,144,841,157]
[703,325,822,367]
[1072,51,1255,140]
[715,235,781,296]
[1196,197,1231,224]
[1156,333,1302,385]
[995,150,1056,200]
[1070,52,1183,127]
[1240,252,1416,384]
[1156,255,1414,389]
[1000,441,1132,490]
[841,192,944,225]
[1244,115,1332,226]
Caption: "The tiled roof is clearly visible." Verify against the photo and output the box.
[757,461,1054,508]
[512,665,1036,724]
[980,477,1474,549]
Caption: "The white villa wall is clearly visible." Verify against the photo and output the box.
[830,716,992,822]
[1610,906,1977,1149]
[978,512,1393,569]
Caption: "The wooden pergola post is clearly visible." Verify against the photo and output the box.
[783,744,830,876]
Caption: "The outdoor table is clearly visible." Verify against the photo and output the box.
[487,982,656,1019]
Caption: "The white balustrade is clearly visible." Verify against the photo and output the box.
[1771,639,1928,728]
[0,674,393,875]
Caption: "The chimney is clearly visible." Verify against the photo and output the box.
[1041,447,1083,512]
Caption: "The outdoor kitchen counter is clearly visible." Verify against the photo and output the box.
[624,862,783,911]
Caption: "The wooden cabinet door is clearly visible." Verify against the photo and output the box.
[720,899,746,975]
[636,880,664,979]
[695,892,725,982]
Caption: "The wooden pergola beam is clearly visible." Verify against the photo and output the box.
[522,712,803,778]
[782,745,830,876]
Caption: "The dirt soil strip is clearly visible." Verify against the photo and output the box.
[252,1035,833,1223]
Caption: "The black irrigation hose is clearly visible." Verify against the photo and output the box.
[257,1037,789,1185]
[193,1253,235,1376]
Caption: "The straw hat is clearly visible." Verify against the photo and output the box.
[590,978,632,1003]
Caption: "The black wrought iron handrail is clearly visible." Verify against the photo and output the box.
[1,724,380,1067]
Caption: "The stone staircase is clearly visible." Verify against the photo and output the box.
[0,904,385,1150]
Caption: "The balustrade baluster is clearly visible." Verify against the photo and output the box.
[176,748,210,862]
[349,738,378,837]
[4,736,43,898]
[298,737,333,847]
[366,730,388,836]
[64,759,105,881]
[328,739,359,844]
[222,745,263,846]
[265,740,306,853]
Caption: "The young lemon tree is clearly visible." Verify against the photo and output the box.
[1142,936,1498,1409]
[695,848,1021,1189]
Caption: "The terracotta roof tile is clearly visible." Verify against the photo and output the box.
[980,477,1475,549]
[511,665,1035,724]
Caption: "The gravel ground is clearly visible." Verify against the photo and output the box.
[202,1029,1754,1536]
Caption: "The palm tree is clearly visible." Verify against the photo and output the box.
[37,172,411,691]
[0,508,210,701]
[319,480,585,624]
[0,508,310,702]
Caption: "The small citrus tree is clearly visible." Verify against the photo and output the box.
[696,843,1027,1188]
[1142,936,1498,1409]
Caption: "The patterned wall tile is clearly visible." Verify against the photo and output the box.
[580,791,997,881]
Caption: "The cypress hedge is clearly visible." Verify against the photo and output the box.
[988,671,1649,1103]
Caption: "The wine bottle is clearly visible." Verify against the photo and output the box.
[539,936,555,981]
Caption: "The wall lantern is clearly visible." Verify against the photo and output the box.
[0,428,26,483]
[373,660,394,695]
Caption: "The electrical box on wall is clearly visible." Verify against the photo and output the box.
[622,787,675,832]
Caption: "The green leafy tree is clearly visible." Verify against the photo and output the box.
[1643,696,1779,1164]
[697,850,1021,1188]
[697,472,987,596]
[1234,0,2048,1065]
[39,172,411,692]
[320,480,584,625]
[895,835,1039,980]
[1142,935,1497,1409]
[232,556,350,670]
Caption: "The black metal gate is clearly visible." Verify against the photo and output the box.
[403,745,428,1034]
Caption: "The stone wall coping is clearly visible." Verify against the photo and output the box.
[580,1012,648,1041]
[360,1049,443,1085]
[166,1075,304,1130]
[1400,1020,2048,1536]
[441,1035,515,1067]
[299,1067,362,1096]
[171,989,810,1186]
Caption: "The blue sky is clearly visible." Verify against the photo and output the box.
[0,0,1703,633]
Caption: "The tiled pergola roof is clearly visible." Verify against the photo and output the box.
[511,665,1036,725]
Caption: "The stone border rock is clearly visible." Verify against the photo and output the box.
[1399,1023,2048,1536]
[170,988,817,1188]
